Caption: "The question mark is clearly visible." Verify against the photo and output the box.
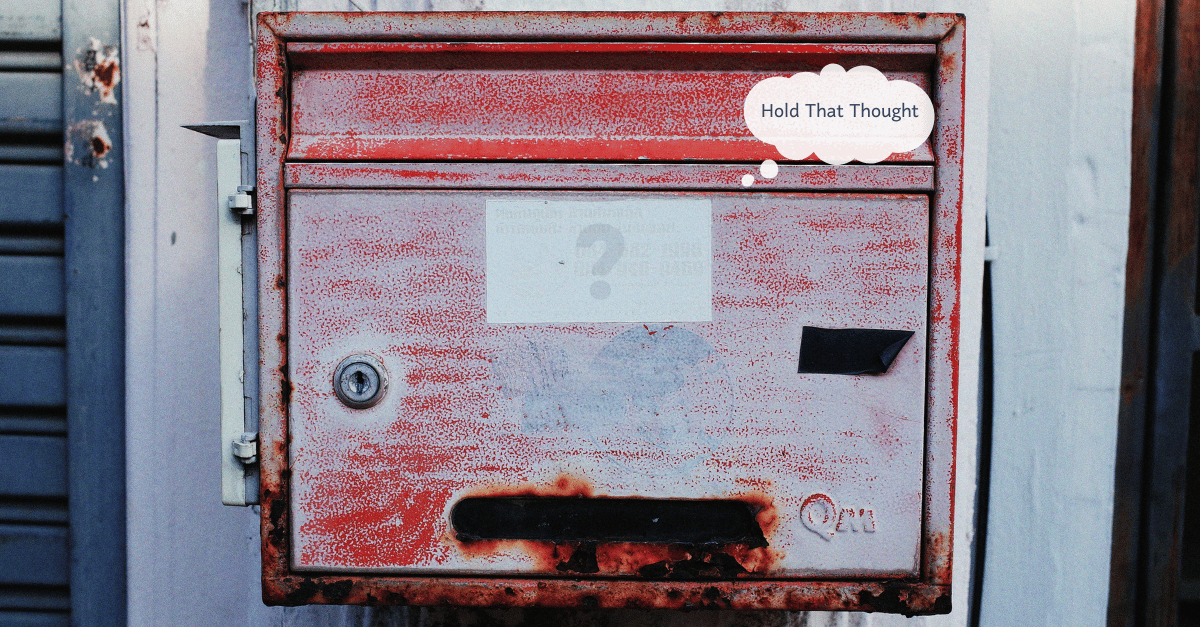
[576,224,625,300]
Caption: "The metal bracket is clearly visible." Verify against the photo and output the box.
[186,120,260,506]
[232,432,259,465]
[182,121,256,187]
[229,185,255,215]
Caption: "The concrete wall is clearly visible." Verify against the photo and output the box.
[975,0,1133,624]
[121,1,1131,625]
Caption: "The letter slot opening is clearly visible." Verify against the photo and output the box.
[451,497,768,547]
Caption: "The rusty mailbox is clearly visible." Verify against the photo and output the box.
[245,11,964,613]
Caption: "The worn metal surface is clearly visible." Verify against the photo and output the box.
[263,11,963,42]
[288,190,928,577]
[923,13,964,592]
[0,72,61,134]
[256,12,964,614]
[0,0,60,41]
[0,164,62,225]
[0,10,70,622]
[284,163,935,192]
[287,41,934,163]
[62,0,126,624]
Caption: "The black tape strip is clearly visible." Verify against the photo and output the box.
[451,497,767,547]
[797,326,915,375]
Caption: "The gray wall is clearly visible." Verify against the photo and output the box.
[122,1,1131,625]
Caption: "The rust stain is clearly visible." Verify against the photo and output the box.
[453,538,571,572]
[442,475,782,577]
[925,530,953,584]
[263,571,952,612]
[446,475,596,570]
[64,120,113,170]
[75,37,120,104]
[856,582,950,617]
[624,544,749,579]
[257,10,964,614]
[284,162,933,192]
[91,135,110,158]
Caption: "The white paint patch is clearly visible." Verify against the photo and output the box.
[485,198,712,323]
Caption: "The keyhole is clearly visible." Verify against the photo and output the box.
[333,356,387,409]
[351,370,368,395]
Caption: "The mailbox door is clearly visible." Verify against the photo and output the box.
[287,189,928,578]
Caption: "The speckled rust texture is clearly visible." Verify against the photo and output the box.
[255,11,964,613]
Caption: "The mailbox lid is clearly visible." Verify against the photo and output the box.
[286,189,929,578]
[285,41,936,162]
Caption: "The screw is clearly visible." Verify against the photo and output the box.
[333,355,387,409]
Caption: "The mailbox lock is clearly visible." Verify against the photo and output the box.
[333,355,388,409]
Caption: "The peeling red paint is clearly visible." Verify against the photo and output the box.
[255,11,964,613]
[284,163,937,192]
[286,189,928,576]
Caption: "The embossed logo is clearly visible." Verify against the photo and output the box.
[800,493,877,541]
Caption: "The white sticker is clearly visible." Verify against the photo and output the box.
[486,199,712,323]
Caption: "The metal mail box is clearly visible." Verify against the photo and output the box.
[251,11,964,614]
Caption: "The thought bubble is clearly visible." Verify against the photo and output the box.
[743,64,935,165]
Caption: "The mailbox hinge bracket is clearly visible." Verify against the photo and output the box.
[232,431,259,465]
[229,185,255,216]
[184,119,260,507]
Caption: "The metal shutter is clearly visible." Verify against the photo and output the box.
[1,1,127,625]
[0,2,69,625]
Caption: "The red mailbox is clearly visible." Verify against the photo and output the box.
[253,12,964,613]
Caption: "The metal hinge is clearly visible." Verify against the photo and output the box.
[229,185,255,216]
[232,431,258,465]
[185,119,260,507]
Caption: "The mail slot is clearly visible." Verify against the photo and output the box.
[252,11,964,614]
